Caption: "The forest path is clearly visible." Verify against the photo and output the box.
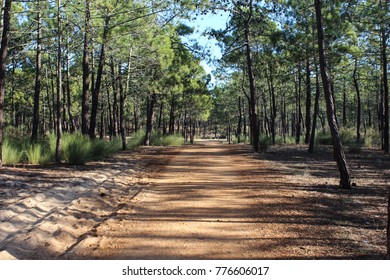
[66,140,275,259]
[1,141,386,260]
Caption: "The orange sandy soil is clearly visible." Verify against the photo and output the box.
[0,140,389,260]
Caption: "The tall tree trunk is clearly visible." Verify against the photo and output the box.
[144,93,157,146]
[237,96,242,143]
[110,58,118,137]
[65,32,75,133]
[305,54,312,144]
[381,1,389,153]
[353,58,361,143]
[55,0,62,164]
[244,0,259,152]
[31,0,41,142]
[81,0,91,135]
[315,0,351,189]
[268,63,277,145]
[45,68,53,132]
[343,77,347,127]
[169,98,175,134]
[89,15,110,139]
[0,0,11,167]
[309,63,321,154]
[296,64,302,144]
[119,65,126,150]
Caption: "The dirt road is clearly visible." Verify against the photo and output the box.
[0,141,387,259]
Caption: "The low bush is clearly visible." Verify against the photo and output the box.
[2,139,24,165]
[160,134,183,146]
[127,130,146,149]
[25,143,51,165]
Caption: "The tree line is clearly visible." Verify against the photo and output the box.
[0,0,389,190]
[205,0,388,189]
[0,0,213,166]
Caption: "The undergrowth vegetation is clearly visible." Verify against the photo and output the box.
[127,129,183,148]
[2,130,184,166]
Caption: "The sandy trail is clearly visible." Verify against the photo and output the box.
[66,141,265,259]
[1,141,387,259]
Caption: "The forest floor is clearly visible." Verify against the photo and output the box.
[0,140,389,260]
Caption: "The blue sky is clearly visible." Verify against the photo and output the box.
[180,10,230,84]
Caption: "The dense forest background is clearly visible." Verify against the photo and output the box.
[0,0,388,188]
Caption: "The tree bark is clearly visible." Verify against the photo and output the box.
[353,58,361,143]
[89,15,110,139]
[110,58,119,137]
[55,0,62,164]
[309,63,321,154]
[31,0,41,142]
[381,0,389,153]
[81,0,91,135]
[144,93,157,146]
[305,55,312,144]
[0,0,12,167]
[244,0,260,152]
[119,65,126,150]
[315,0,351,189]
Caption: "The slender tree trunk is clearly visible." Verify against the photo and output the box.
[90,16,110,139]
[309,63,321,154]
[343,77,347,127]
[144,93,157,146]
[110,58,118,137]
[381,1,389,153]
[31,0,41,142]
[296,64,302,144]
[45,68,53,132]
[65,33,75,133]
[315,0,351,189]
[353,58,362,143]
[305,55,312,144]
[237,96,242,143]
[0,0,11,167]
[169,98,175,134]
[244,0,259,152]
[81,0,91,135]
[268,63,277,145]
[55,0,62,164]
[119,65,126,150]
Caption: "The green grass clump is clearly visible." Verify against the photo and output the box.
[91,138,122,159]
[25,143,51,165]
[275,135,295,145]
[364,128,381,147]
[2,139,24,165]
[127,130,146,149]
[65,134,92,165]
[315,132,333,145]
[160,134,183,146]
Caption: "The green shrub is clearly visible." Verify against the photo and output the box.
[2,139,24,165]
[259,135,272,152]
[66,135,92,165]
[161,134,183,146]
[339,127,356,145]
[275,135,295,145]
[25,143,51,165]
[364,128,381,147]
[316,132,333,145]
[91,138,122,159]
[127,130,146,149]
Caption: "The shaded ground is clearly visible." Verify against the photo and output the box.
[0,141,389,259]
